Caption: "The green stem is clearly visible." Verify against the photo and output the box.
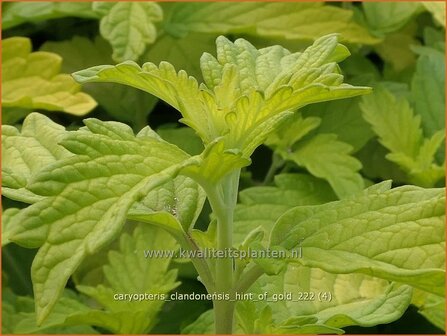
[263,153,284,185]
[183,234,215,293]
[233,264,264,294]
[206,170,240,334]
[213,299,236,334]
[280,161,293,174]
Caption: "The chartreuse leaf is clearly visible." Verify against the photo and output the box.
[42,36,158,129]
[361,87,445,187]
[200,34,370,157]
[181,140,250,187]
[2,288,97,334]
[412,289,445,330]
[128,143,206,235]
[7,117,197,325]
[2,2,97,29]
[411,49,445,137]
[230,174,337,288]
[266,113,364,199]
[163,2,378,44]
[233,174,336,245]
[285,134,363,199]
[270,184,445,296]
[242,264,412,332]
[362,2,423,34]
[93,2,163,62]
[231,182,414,333]
[74,34,370,168]
[73,60,214,141]
[2,37,96,116]
[2,208,21,246]
[265,113,321,150]
[1,113,71,204]
[71,224,179,334]
[182,310,216,334]
[361,88,416,152]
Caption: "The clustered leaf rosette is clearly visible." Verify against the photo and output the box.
[73,34,370,185]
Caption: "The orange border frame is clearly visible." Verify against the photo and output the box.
[0,0,445,336]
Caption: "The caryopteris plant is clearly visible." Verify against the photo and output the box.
[3,35,445,334]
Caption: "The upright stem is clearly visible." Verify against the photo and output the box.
[214,298,236,334]
[182,234,215,293]
[263,153,284,185]
[233,264,264,295]
[206,170,240,334]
